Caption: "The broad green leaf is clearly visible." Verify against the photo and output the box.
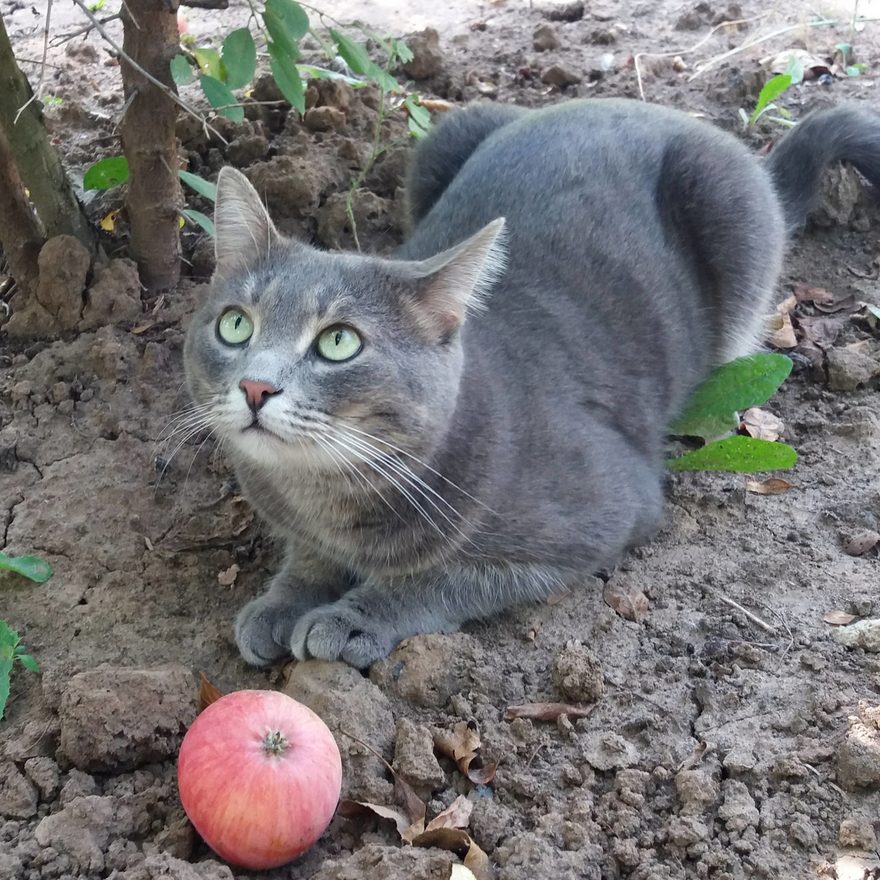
[182,209,216,237]
[222,28,257,89]
[268,43,305,114]
[263,0,308,58]
[192,47,224,81]
[784,53,804,85]
[83,156,129,191]
[391,37,413,65]
[404,96,431,138]
[0,551,53,583]
[330,29,397,92]
[199,75,244,123]
[750,74,792,125]
[671,354,792,440]
[170,54,194,86]
[0,621,19,720]
[179,170,217,201]
[668,436,797,473]
[16,653,39,673]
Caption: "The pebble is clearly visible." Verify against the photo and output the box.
[533,23,560,51]
[541,64,583,87]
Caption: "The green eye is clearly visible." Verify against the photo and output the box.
[316,325,362,362]
[217,308,254,345]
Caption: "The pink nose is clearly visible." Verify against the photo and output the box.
[239,379,280,412]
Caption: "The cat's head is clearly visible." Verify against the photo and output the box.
[183,167,506,470]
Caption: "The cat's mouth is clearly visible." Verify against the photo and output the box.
[243,419,285,443]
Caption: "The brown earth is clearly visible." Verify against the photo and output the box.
[2,1,880,879]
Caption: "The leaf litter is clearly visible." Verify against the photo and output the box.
[433,721,497,785]
[504,702,595,721]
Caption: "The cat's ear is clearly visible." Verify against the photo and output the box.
[213,167,280,278]
[407,218,507,339]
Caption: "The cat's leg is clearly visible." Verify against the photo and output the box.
[235,544,350,666]
[289,563,570,669]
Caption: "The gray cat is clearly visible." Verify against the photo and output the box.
[184,98,880,669]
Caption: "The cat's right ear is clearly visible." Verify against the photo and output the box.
[213,167,280,278]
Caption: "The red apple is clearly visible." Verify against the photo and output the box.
[177,689,343,870]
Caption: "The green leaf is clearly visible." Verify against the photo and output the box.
[0,551,53,583]
[222,28,257,89]
[263,0,308,58]
[268,42,305,114]
[0,621,19,720]
[391,37,413,65]
[192,47,224,81]
[199,75,244,123]
[404,95,431,138]
[784,53,804,85]
[668,436,797,473]
[866,304,880,319]
[82,156,129,191]
[671,354,793,441]
[182,209,216,237]
[16,653,39,673]
[178,170,217,201]
[845,64,864,77]
[750,74,792,125]
[298,64,367,87]
[330,29,398,92]
[170,54,195,86]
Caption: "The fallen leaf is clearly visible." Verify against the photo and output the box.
[338,800,413,837]
[503,702,594,722]
[130,321,155,335]
[217,563,239,586]
[823,609,857,626]
[603,582,649,623]
[419,98,455,113]
[99,209,119,233]
[198,672,224,712]
[433,722,497,785]
[843,530,880,557]
[767,310,797,349]
[413,828,494,880]
[745,477,793,495]
[424,795,473,833]
[740,407,785,442]
[814,293,858,315]
[676,740,709,772]
[792,283,834,306]
[767,49,830,78]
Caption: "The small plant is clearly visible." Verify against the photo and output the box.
[668,353,797,473]
[0,622,40,720]
[739,55,803,130]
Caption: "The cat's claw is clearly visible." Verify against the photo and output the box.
[234,594,302,667]
[290,602,398,669]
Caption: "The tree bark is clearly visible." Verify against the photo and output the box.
[119,0,182,292]
[0,14,94,250]
[0,124,44,300]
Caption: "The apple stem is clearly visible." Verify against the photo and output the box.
[262,730,289,757]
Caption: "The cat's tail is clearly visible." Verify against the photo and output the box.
[406,103,526,226]
[766,104,880,235]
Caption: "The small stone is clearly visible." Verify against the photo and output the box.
[0,761,39,818]
[553,640,603,703]
[401,28,443,79]
[392,719,445,793]
[827,342,880,392]
[24,756,60,801]
[839,817,877,849]
[717,779,759,832]
[303,106,347,132]
[536,0,584,21]
[59,665,196,772]
[723,747,757,773]
[533,23,560,51]
[541,64,583,87]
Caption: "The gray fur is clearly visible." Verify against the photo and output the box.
[183,98,880,669]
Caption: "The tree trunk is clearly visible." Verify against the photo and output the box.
[0,14,94,250]
[0,124,44,300]
[120,0,182,292]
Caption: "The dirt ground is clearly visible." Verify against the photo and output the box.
[2,1,880,878]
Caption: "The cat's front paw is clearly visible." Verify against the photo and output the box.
[235,593,305,666]
[290,601,399,669]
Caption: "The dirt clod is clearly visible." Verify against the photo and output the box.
[675,765,721,815]
[837,704,880,790]
[541,64,583,87]
[536,0,585,22]
[304,106,347,132]
[552,640,604,703]
[312,843,455,880]
[839,817,877,849]
[393,718,446,793]
[58,665,196,772]
[533,23,561,51]
[0,761,39,818]
[23,756,60,801]
[117,852,234,880]
[826,341,880,391]
[80,259,142,331]
[402,28,444,80]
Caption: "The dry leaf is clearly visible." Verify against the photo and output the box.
[450,866,478,880]
[413,828,494,880]
[338,800,413,837]
[843,530,880,557]
[424,795,473,833]
[767,310,797,348]
[503,702,594,722]
[814,293,858,315]
[603,582,649,623]
[823,609,857,626]
[420,98,455,114]
[740,407,785,442]
[131,321,156,335]
[792,283,834,306]
[745,477,793,495]
[217,563,240,586]
[198,672,224,712]
[433,722,497,785]
[676,740,709,772]
[99,209,119,233]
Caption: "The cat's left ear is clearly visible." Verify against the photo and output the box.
[406,218,507,339]
[213,167,281,279]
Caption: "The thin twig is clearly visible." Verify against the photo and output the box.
[49,13,121,47]
[634,13,769,101]
[689,15,880,80]
[68,0,228,145]
[714,592,778,635]
[14,0,53,124]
